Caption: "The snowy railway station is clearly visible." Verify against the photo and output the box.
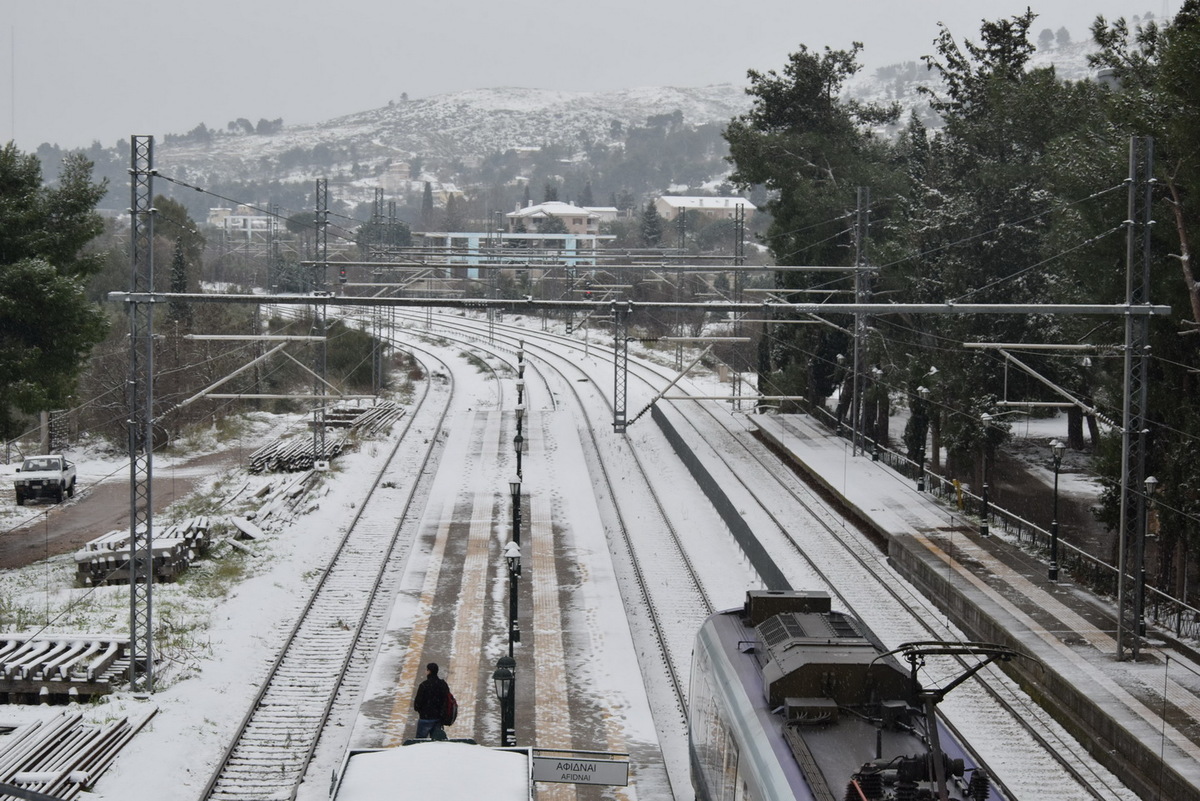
[0,305,1197,801]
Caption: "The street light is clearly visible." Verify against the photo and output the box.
[1137,475,1159,637]
[869,366,883,461]
[513,431,524,479]
[504,540,521,654]
[979,413,992,537]
[1049,440,1066,582]
[916,386,930,491]
[509,479,522,547]
[492,656,516,747]
[515,379,525,406]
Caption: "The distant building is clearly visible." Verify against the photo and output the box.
[583,206,620,224]
[653,195,756,223]
[506,201,600,235]
[209,204,274,241]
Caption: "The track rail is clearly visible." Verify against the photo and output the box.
[397,309,1132,801]
[200,349,453,801]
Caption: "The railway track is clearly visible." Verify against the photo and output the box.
[199,348,454,801]
[395,309,1136,801]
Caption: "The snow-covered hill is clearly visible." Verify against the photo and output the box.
[148,39,1102,208]
[157,85,751,187]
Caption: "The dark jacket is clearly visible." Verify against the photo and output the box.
[414,675,449,720]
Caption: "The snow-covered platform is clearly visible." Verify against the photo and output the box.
[752,412,1200,801]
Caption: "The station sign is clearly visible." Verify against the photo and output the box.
[532,751,629,786]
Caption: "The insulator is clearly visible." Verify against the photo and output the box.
[967,769,991,801]
[858,771,884,798]
[893,779,918,801]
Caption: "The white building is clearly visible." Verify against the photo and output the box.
[653,195,756,223]
[506,201,600,235]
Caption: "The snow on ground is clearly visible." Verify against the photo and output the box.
[0,311,1115,801]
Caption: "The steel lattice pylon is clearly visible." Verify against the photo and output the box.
[612,304,629,433]
[128,135,156,692]
[312,179,329,463]
[1116,137,1155,660]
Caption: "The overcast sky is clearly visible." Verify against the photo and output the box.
[1,0,1176,153]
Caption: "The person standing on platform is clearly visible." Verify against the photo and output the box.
[414,662,450,739]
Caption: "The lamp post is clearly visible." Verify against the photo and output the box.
[509,480,522,547]
[1049,440,1066,582]
[492,656,516,747]
[1137,475,1158,638]
[979,413,992,537]
[504,540,521,655]
[916,386,929,491]
[869,366,883,461]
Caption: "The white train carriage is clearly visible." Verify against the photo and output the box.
[689,590,1009,801]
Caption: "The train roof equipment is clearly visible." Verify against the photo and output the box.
[690,589,1014,801]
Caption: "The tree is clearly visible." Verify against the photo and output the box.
[440,194,467,231]
[0,144,109,437]
[1086,3,1200,588]
[724,42,902,409]
[168,239,192,324]
[154,195,205,268]
[640,203,664,246]
[543,182,559,203]
[421,182,434,230]
[538,214,568,235]
[579,182,595,207]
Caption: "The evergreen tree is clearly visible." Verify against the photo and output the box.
[168,238,192,324]
[0,144,109,437]
[580,182,595,207]
[724,42,902,409]
[640,203,664,246]
[421,182,434,230]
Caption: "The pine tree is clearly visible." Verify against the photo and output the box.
[0,144,109,437]
[168,238,192,324]
[421,182,434,230]
[640,203,663,246]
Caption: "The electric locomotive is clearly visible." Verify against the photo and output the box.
[689,590,1011,801]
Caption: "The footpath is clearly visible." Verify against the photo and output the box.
[752,412,1200,801]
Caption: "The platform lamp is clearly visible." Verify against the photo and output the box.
[504,540,521,655]
[869,366,883,461]
[1049,440,1066,582]
[979,413,992,537]
[516,378,525,406]
[509,479,522,547]
[916,386,929,491]
[493,656,516,747]
[1138,475,1159,638]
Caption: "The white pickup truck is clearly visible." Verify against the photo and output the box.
[13,454,77,505]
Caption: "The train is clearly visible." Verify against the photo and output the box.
[689,590,1011,801]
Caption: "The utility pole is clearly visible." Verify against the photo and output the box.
[732,203,746,409]
[850,187,871,456]
[312,179,329,466]
[1116,136,1155,661]
[612,303,630,433]
[127,135,156,692]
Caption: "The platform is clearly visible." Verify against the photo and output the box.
[753,412,1200,801]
